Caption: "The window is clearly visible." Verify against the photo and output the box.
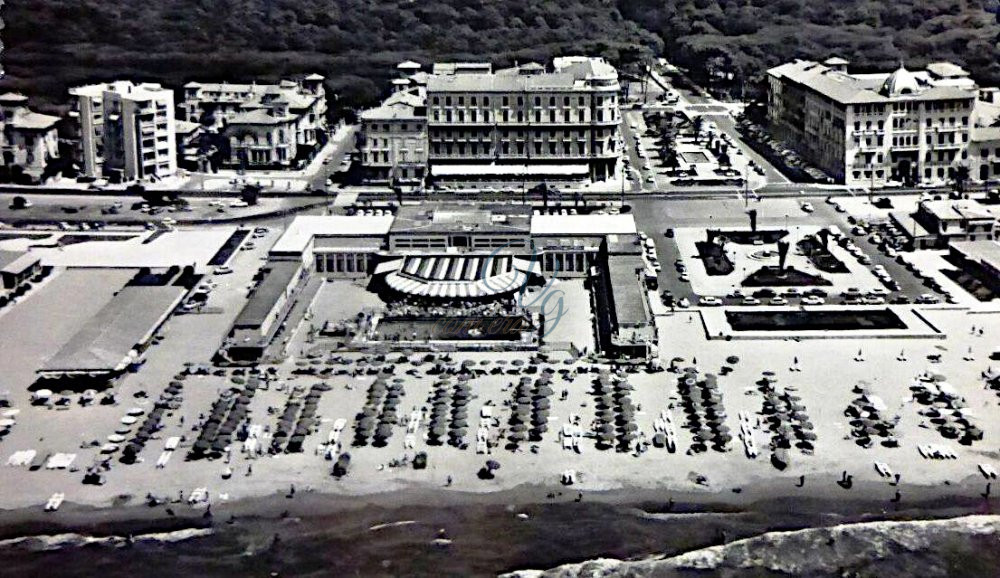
[432,97,439,105]
[534,97,541,106]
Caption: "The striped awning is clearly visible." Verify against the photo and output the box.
[381,254,536,298]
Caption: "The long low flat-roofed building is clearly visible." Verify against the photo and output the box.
[224,260,307,361]
[39,285,186,378]
[530,214,637,236]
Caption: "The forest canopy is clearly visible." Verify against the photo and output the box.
[2,0,999,112]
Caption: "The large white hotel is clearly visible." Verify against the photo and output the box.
[360,56,622,185]
[767,57,1000,188]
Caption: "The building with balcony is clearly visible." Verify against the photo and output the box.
[767,58,996,188]
[425,57,621,183]
[358,86,427,185]
[0,93,60,183]
[69,81,177,182]
[179,75,327,170]
[358,57,622,186]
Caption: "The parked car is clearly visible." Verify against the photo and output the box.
[213,266,233,275]
[741,297,761,306]
[699,296,722,306]
[769,297,789,306]
[802,295,825,306]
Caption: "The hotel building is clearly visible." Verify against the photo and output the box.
[70,81,177,182]
[767,58,1000,188]
[359,57,622,185]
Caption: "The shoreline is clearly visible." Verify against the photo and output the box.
[0,474,992,541]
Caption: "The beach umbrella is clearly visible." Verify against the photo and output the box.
[533,398,551,410]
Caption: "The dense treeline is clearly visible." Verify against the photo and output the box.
[0,0,659,114]
[2,0,1000,113]
[619,0,1000,95]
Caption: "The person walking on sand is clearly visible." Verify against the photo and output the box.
[446,475,453,487]
[797,474,805,487]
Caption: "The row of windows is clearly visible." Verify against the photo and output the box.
[430,141,611,156]
[431,108,617,124]
[430,94,615,108]
[854,132,968,147]
[429,128,610,140]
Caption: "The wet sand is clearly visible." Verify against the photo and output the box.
[0,479,996,577]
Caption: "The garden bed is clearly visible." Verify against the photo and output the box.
[742,266,831,287]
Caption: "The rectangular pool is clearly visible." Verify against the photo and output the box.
[726,309,907,331]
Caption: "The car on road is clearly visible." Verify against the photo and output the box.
[213,266,233,275]
[241,242,256,251]
[890,295,912,304]
[863,295,886,305]
[741,297,761,306]
[800,202,814,213]
[802,295,825,305]
[325,178,334,187]
[769,297,789,306]
[679,273,690,282]
[916,294,940,304]
[229,200,249,208]
[699,296,722,306]
[677,297,691,308]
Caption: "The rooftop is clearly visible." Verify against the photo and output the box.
[70,81,172,101]
[232,261,302,329]
[530,214,637,236]
[391,204,532,236]
[427,57,618,93]
[920,199,1000,221]
[40,285,186,373]
[768,59,977,105]
[0,250,39,273]
[951,240,1000,269]
[608,255,651,328]
[271,215,396,254]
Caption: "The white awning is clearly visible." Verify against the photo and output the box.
[373,259,404,275]
[431,163,589,177]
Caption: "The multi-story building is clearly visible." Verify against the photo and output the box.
[0,93,60,182]
[358,87,427,184]
[426,57,621,183]
[358,57,622,185]
[178,75,327,169]
[767,58,995,188]
[69,81,177,182]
